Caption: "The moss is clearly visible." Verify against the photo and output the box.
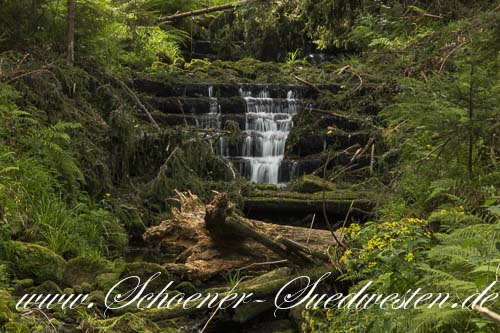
[287,175,336,193]
[0,241,66,284]
[119,262,170,293]
[62,256,111,287]
[246,188,371,201]
[88,290,106,308]
[13,279,33,289]
[105,222,129,256]
[174,281,197,295]
[99,313,163,333]
[116,205,146,241]
[32,280,62,295]
[80,282,93,294]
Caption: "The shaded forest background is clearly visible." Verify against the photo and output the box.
[2,0,500,332]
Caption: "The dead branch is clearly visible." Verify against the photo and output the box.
[474,305,500,323]
[159,1,248,22]
[439,41,468,73]
[106,74,160,130]
[294,75,321,93]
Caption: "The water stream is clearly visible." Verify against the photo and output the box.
[199,85,302,184]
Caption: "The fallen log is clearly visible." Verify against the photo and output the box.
[143,191,339,281]
[205,193,319,266]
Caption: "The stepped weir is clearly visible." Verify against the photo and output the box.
[199,85,303,184]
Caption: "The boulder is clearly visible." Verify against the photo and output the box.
[119,262,170,293]
[32,280,63,295]
[1,241,66,284]
[62,256,110,287]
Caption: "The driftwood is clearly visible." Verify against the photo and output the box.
[143,191,339,281]
[159,1,248,22]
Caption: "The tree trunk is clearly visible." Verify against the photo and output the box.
[468,63,474,180]
[66,0,76,65]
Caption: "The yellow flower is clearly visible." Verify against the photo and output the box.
[405,252,414,262]
[105,193,111,197]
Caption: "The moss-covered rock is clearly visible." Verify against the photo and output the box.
[32,280,62,295]
[80,282,93,294]
[63,256,110,287]
[0,241,66,284]
[119,262,170,293]
[88,290,106,309]
[174,281,197,295]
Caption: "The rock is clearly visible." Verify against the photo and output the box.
[62,256,110,287]
[174,281,197,295]
[105,223,129,255]
[289,297,308,333]
[219,96,247,114]
[287,175,335,193]
[88,290,106,310]
[80,282,92,294]
[32,280,62,295]
[119,262,170,293]
[1,241,66,284]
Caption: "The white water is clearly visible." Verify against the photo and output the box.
[239,88,300,184]
[198,85,301,184]
[199,86,221,129]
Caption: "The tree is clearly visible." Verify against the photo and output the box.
[66,0,76,65]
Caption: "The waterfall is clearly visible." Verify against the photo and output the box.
[199,86,221,129]
[239,87,300,184]
[197,85,302,184]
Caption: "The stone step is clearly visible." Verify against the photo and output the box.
[133,80,341,99]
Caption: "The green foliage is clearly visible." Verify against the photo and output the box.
[338,218,431,289]
[0,0,188,70]
[0,81,126,259]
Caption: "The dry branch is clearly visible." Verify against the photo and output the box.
[159,1,248,22]
[106,74,160,130]
[474,305,500,323]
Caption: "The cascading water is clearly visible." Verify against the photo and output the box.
[198,86,221,129]
[239,88,300,184]
[199,85,302,184]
